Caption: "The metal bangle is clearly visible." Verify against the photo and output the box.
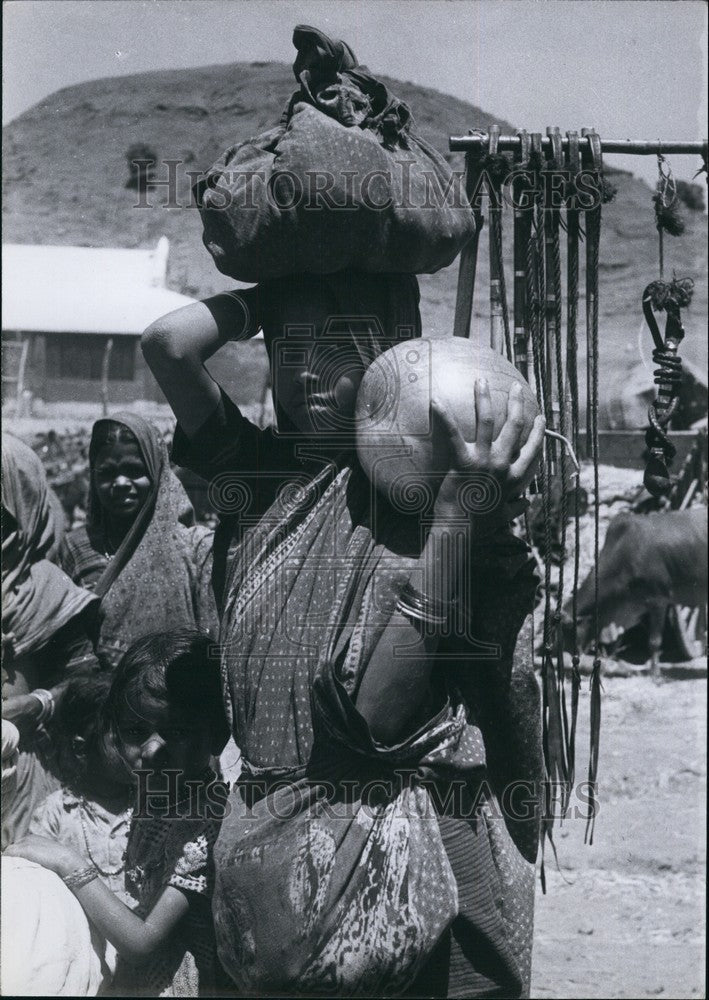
[62,866,99,891]
[31,689,55,725]
[397,581,451,627]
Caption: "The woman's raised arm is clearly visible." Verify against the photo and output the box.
[141,288,259,438]
[355,380,545,744]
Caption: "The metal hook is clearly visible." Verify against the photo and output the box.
[544,428,581,485]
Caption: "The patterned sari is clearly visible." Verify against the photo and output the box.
[213,454,543,998]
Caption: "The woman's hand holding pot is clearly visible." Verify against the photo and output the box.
[432,378,545,530]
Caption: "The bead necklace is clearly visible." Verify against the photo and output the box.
[79,798,133,878]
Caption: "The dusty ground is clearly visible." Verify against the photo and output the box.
[531,675,706,999]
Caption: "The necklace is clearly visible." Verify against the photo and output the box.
[101,536,119,560]
[79,798,133,877]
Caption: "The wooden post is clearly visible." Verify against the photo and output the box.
[453,151,484,339]
[101,337,114,417]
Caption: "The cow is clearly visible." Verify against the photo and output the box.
[565,507,707,679]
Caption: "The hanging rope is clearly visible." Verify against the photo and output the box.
[581,129,603,846]
[653,154,685,278]
[642,151,694,496]
[524,131,571,883]
[543,127,564,463]
[513,130,533,378]
[642,277,694,496]
[565,130,582,793]
[526,133,545,415]
[544,126,574,813]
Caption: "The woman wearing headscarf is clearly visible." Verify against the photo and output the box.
[2,433,99,843]
[143,268,545,999]
[59,414,218,670]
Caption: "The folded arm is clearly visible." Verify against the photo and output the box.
[141,288,260,438]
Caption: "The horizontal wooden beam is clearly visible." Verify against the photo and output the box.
[449,135,708,157]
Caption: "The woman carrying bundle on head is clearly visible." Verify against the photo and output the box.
[59,413,218,670]
[142,266,546,999]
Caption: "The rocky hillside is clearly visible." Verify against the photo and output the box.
[3,61,707,422]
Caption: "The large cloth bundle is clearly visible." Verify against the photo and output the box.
[197,26,475,281]
[1,857,106,996]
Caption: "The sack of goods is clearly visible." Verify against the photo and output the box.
[196,25,476,282]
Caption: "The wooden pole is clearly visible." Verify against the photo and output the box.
[101,337,114,417]
[453,151,484,338]
[450,135,708,155]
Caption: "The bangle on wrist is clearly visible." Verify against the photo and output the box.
[397,581,452,627]
[62,866,99,891]
[30,689,55,725]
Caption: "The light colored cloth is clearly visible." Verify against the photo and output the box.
[29,787,133,902]
[1,719,19,792]
[60,413,217,669]
[0,856,106,996]
[1,720,20,849]
[1,433,97,660]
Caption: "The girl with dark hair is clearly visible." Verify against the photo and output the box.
[29,673,134,903]
[7,628,230,998]
[60,414,218,669]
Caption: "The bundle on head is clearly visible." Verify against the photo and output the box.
[196,26,476,282]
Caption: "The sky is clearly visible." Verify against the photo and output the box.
[2,0,707,190]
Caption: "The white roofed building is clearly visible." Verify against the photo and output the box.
[2,238,195,405]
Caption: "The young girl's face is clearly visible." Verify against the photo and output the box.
[117,688,213,782]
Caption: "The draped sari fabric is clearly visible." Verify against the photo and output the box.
[60,414,217,669]
[214,458,541,997]
[2,434,97,661]
[172,270,541,996]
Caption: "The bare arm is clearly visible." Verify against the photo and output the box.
[4,837,189,961]
[69,879,190,960]
[141,289,259,438]
[355,380,545,744]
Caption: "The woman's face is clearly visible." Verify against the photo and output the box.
[93,439,151,523]
[273,339,367,435]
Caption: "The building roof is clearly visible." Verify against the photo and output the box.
[2,239,195,336]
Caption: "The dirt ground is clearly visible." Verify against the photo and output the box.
[530,675,706,999]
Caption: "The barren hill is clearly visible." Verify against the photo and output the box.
[3,61,706,423]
